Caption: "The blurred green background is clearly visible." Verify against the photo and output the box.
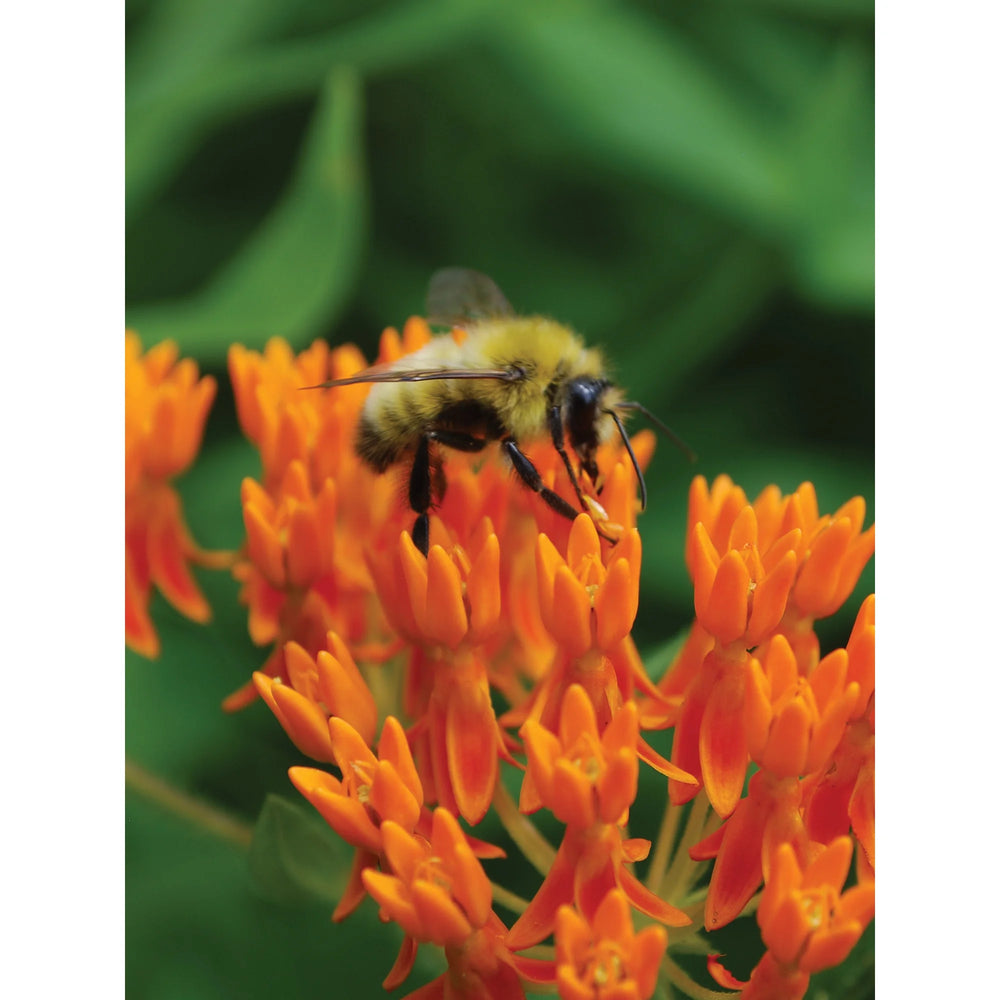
[126,1,874,997]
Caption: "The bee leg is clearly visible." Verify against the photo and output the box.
[503,438,581,522]
[505,437,618,545]
[547,405,590,510]
[409,436,433,556]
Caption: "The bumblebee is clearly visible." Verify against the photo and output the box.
[311,269,692,554]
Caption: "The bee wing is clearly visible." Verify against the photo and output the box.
[425,268,515,325]
[304,363,522,390]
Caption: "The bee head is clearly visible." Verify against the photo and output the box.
[563,376,612,482]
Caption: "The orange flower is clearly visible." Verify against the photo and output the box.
[253,631,378,761]
[555,889,667,1000]
[288,714,422,921]
[750,838,874,989]
[229,321,430,493]
[362,808,542,999]
[690,770,811,932]
[125,331,225,657]
[225,454,404,711]
[689,504,800,649]
[508,686,690,950]
[365,524,516,825]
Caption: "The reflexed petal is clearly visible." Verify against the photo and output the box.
[617,868,690,927]
[445,678,498,824]
[383,934,419,991]
[699,657,749,817]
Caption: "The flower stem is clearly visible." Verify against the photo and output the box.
[490,881,530,915]
[492,779,556,875]
[125,757,253,850]
[646,790,684,892]
[658,790,710,902]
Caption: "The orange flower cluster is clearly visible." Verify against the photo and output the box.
[141,324,875,999]
[125,331,228,657]
[657,475,874,993]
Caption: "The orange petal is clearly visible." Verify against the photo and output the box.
[411,879,474,946]
[618,867,691,927]
[745,549,798,647]
[363,870,423,938]
[594,557,637,650]
[378,716,424,807]
[798,922,865,974]
[760,698,811,778]
[703,550,751,645]
[369,760,422,831]
[424,546,468,649]
[550,566,592,658]
[795,518,853,613]
[699,656,749,817]
[467,532,501,640]
[445,677,498,823]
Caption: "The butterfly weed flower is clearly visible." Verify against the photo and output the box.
[555,889,668,1000]
[125,331,228,657]
[507,684,690,952]
[217,323,874,1000]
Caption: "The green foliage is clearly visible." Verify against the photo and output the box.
[127,0,873,996]
[248,795,352,907]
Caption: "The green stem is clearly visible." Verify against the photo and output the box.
[492,780,556,875]
[490,881,530,915]
[646,789,684,892]
[125,757,253,850]
[659,791,710,902]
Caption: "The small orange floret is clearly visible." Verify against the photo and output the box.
[125,331,225,658]
[757,838,874,975]
[555,889,667,1000]
[689,506,800,649]
[362,808,494,948]
[521,684,639,828]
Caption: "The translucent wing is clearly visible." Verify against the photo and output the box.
[304,362,523,390]
[425,268,515,325]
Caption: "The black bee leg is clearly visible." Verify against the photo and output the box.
[409,436,433,556]
[547,405,590,511]
[503,438,582,522]
[505,436,617,544]
[408,431,489,556]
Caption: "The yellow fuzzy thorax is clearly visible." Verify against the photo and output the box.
[460,316,608,440]
[357,316,620,469]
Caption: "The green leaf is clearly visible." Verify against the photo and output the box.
[126,68,366,363]
[248,794,352,907]
[126,0,494,217]
[785,42,874,307]
[488,2,790,233]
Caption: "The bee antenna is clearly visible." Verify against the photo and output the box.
[605,409,648,511]
[616,401,697,464]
